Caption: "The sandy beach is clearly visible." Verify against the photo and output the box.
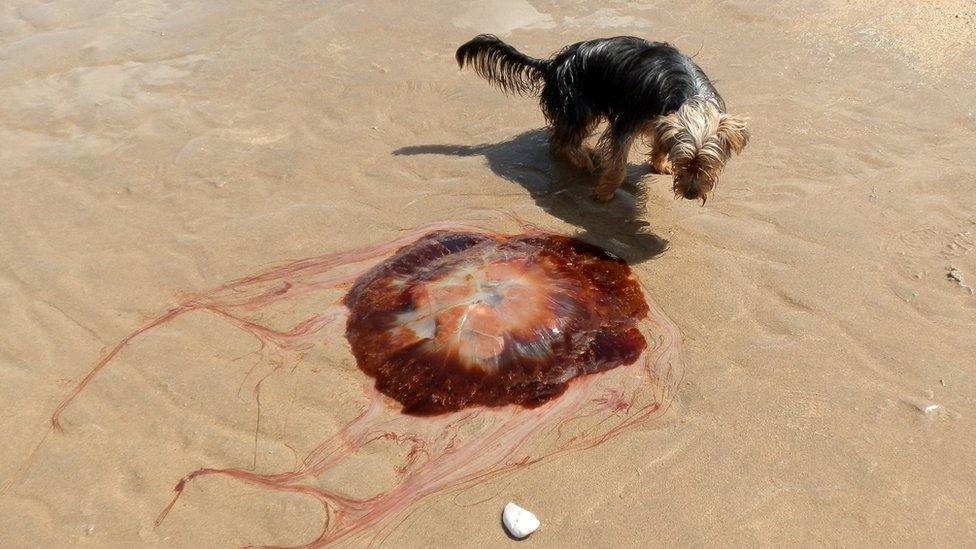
[1,0,975,546]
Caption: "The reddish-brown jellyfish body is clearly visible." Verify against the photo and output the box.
[345,231,650,414]
[11,219,684,548]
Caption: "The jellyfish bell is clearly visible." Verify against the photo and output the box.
[344,231,651,415]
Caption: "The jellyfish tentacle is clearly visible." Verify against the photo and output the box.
[153,466,352,544]
[50,303,199,431]
[47,230,406,433]
[153,400,435,546]
[8,235,418,498]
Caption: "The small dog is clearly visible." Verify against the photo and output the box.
[456,35,750,203]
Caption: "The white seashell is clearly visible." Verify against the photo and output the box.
[502,501,540,539]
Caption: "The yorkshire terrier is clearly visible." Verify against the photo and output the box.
[456,35,750,203]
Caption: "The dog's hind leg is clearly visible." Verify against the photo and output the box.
[548,109,599,174]
[593,124,636,202]
[550,132,599,174]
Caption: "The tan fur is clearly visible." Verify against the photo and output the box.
[593,128,635,202]
[650,99,750,203]
[649,146,673,175]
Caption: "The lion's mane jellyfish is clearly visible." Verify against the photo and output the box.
[16,218,684,547]
[345,231,650,415]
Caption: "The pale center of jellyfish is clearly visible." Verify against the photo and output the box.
[394,258,574,373]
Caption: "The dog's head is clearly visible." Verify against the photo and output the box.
[653,100,749,203]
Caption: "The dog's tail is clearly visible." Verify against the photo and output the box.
[456,34,548,96]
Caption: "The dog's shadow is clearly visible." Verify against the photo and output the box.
[393,129,668,263]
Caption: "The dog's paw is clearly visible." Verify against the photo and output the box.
[592,189,615,203]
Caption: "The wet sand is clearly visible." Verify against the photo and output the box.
[1,0,975,546]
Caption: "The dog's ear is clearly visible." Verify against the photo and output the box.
[717,114,750,155]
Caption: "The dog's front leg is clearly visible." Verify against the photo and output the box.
[649,147,673,175]
[593,129,634,202]
[644,123,674,175]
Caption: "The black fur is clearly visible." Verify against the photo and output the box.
[456,34,724,151]
[455,34,549,95]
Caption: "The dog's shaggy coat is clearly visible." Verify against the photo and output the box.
[456,35,749,203]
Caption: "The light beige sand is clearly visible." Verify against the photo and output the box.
[1,0,975,546]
